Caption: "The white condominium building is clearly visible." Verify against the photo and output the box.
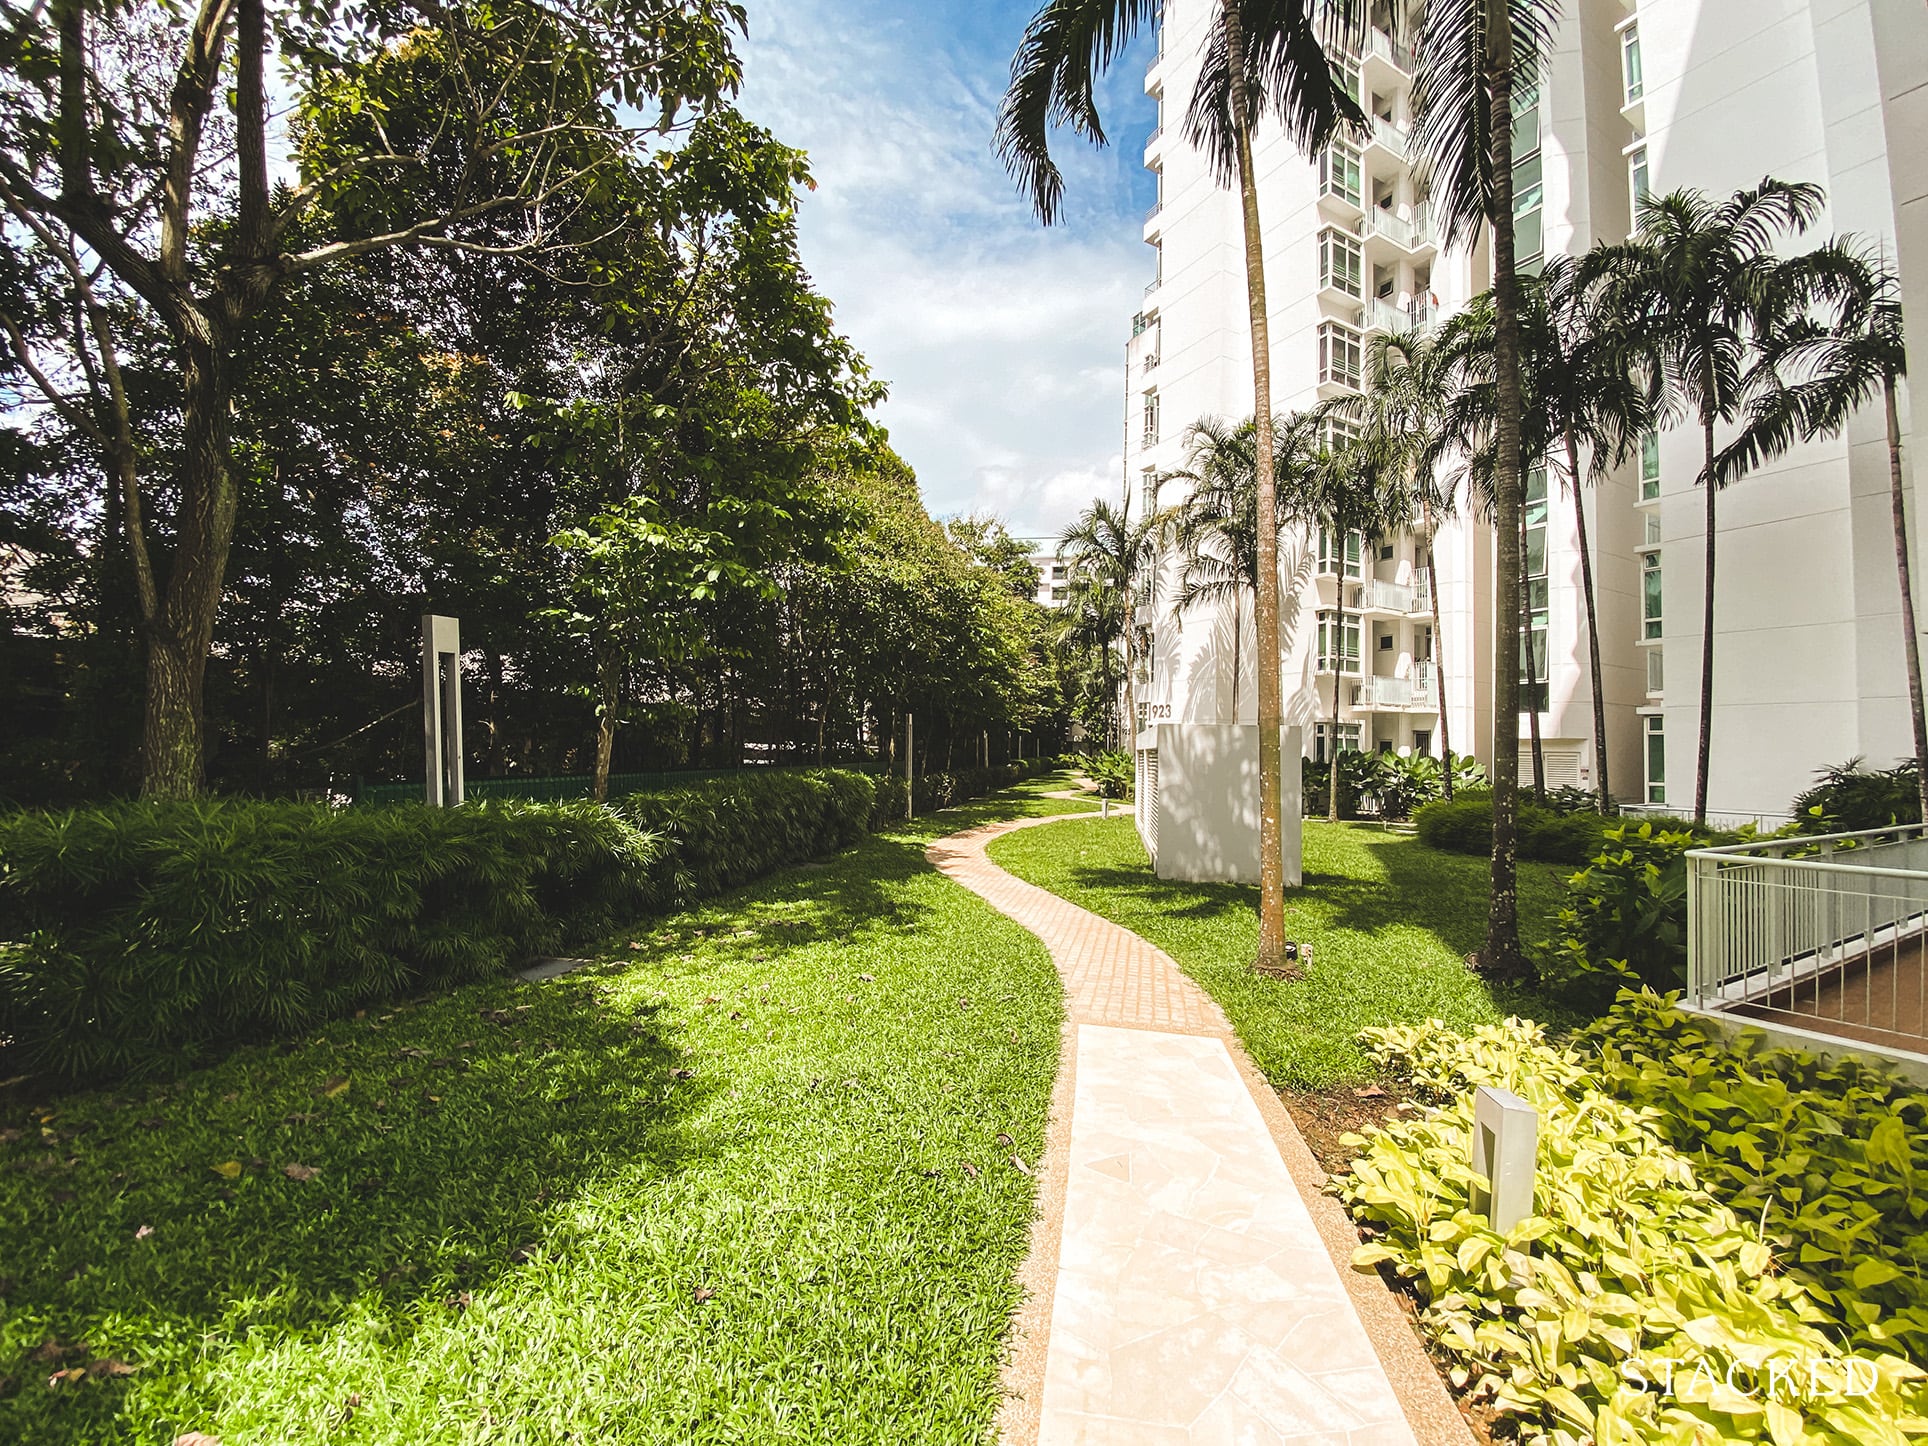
[1126,0,1928,835]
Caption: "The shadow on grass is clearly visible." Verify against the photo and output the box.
[0,979,703,1435]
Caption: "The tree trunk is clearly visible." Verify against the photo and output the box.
[1224,0,1294,976]
[1886,374,1928,822]
[592,642,618,804]
[1482,2,1527,981]
[1696,411,1717,826]
[1521,507,1545,798]
[141,333,239,799]
[1566,432,1611,811]
[1426,517,1454,800]
[1326,595,1346,824]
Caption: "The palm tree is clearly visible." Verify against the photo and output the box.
[1589,180,1831,825]
[1365,328,1464,797]
[1731,246,1927,821]
[1308,420,1413,823]
[1059,498,1163,747]
[1166,409,1336,721]
[999,0,1364,975]
[1409,0,1562,981]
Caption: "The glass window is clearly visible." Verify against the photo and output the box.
[1640,429,1660,500]
[1642,552,1663,640]
[1319,228,1364,298]
[1629,145,1650,219]
[1314,721,1362,764]
[1646,646,1664,695]
[1317,610,1362,674]
[1140,466,1157,519]
[1318,321,1364,391]
[1513,150,1544,266]
[1622,25,1644,105]
[1320,140,1363,208]
[1142,391,1159,446]
[1318,526,1363,579]
[1645,715,1666,805]
[1521,466,1550,712]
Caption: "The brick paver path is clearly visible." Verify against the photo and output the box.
[930,811,1427,1446]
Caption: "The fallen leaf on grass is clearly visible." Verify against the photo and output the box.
[321,1077,351,1099]
[996,1132,1013,1148]
[957,997,971,1011]
[86,1358,136,1377]
[510,1242,539,1264]
[283,1112,317,1125]
[282,1163,320,1182]
[692,1284,714,1303]
[1353,1085,1388,1099]
[961,1161,980,1179]
[48,1367,87,1387]
[858,973,874,982]
[135,1224,154,1240]
[448,1291,472,1311]
[1012,1156,1032,1175]
[210,1160,242,1180]
[670,1068,695,1081]
[28,1341,68,1364]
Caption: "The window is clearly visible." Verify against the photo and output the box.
[1647,647,1664,696]
[1319,227,1364,299]
[1621,24,1644,105]
[1140,466,1158,519]
[1629,145,1650,220]
[1413,729,1432,756]
[1378,632,1393,651]
[1317,610,1362,674]
[1320,139,1363,208]
[1642,551,1663,640]
[1131,310,1152,337]
[1512,72,1544,270]
[1639,429,1660,500]
[1318,526,1363,578]
[1417,624,1434,662]
[1142,391,1160,447]
[1313,721,1363,763]
[1318,321,1364,391]
[1321,413,1360,454]
[1521,464,1550,712]
[1644,715,1666,805]
[1643,512,1662,547]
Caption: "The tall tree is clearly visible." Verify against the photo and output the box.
[0,0,744,796]
[999,0,1363,975]
[1058,498,1162,746]
[1410,0,1562,980]
[1364,328,1463,797]
[1730,245,1927,822]
[1590,180,1830,825]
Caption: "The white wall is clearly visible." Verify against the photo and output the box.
[1148,723,1304,884]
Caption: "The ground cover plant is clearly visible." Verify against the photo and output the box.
[1412,790,1614,865]
[1336,1001,1928,1446]
[0,778,1095,1444]
[986,816,1573,1088]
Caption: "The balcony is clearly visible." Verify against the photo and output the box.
[1410,568,1432,611]
[1141,351,1160,374]
[1364,27,1415,78]
[1144,276,1161,297]
[1351,666,1438,712]
[1365,115,1409,162]
[1357,204,1434,255]
[1144,200,1164,226]
[1350,578,1414,614]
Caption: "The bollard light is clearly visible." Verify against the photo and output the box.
[1471,1085,1538,1234]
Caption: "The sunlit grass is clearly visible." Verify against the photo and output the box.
[0,777,1094,1444]
[987,816,1576,1089]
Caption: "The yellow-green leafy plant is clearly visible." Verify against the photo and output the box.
[1334,1015,1928,1445]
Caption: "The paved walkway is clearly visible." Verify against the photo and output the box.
[927,812,1470,1446]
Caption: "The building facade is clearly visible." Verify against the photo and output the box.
[1126,0,1927,836]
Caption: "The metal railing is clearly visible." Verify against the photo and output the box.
[1351,577,1414,614]
[1358,205,1432,251]
[1368,116,1408,159]
[1351,667,1437,711]
[1366,27,1415,74]
[1145,200,1163,223]
[1686,825,1928,1049]
[1409,568,1433,611]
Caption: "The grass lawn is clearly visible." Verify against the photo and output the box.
[0,776,1095,1445]
[987,817,1577,1090]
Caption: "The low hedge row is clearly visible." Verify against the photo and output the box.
[1,761,1051,1086]
[1411,791,1614,864]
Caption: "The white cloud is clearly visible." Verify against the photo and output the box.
[735,0,1155,538]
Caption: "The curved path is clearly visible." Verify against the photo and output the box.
[928,811,1470,1446]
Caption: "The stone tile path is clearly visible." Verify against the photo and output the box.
[928,812,1468,1446]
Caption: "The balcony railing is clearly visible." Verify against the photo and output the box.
[1358,205,1431,251]
[1410,568,1432,611]
[1144,276,1161,296]
[1145,200,1163,224]
[1368,116,1408,159]
[1146,124,1163,146]
[1360,297,1440,336]
[1365,27,1415,74]
[1351,578,1414,614]
[1141,352,1161,373]
[1352,667,1438,711]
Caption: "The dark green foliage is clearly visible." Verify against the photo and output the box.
[2,768,943,1085]
[1791,757,1922,833]
[1584,990,1928,1362]
[1078,751,1133,799]
[1304,749,1486,821]
[1413,793,1610,863]
[0,800,661,1083]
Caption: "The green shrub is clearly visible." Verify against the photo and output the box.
[0,799,662,1083]
[1307,750,1487,821]
[1792,757,1922,833]
[1548,821,1706,997]
[1338,1008,1928,1444]
[1584,991,1928,1364]
[1079,750,1133,799]
[1413,793,1610,864]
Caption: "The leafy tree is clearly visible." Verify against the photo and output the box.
[1409,0,1563,980]
[1589,180,1834,825]
[1057,498,1162,748]
[0,0,745,796]
[999,0,1364,975]
[947,514,1044,601]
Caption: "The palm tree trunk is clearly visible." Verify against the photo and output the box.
[1483,0,1527,980]
[1887,374,1928,822]
[592,640,619,804]
[1426,517,1453,800]
[1696,408,1717,827]
[1224,0,1294,976]
[1566,432,1611,811]
[1521,505,1545,797]
[1327,594,1346,824]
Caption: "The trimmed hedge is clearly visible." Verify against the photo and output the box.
[1411,792,1612,863]
[0,762,1061,1086]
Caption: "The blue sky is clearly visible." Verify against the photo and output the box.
[735,0,1160,540]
